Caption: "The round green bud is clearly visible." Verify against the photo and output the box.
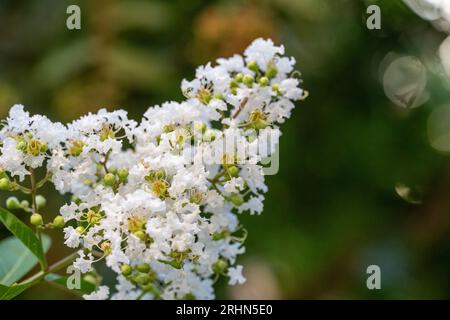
[36,195,47,209]
[6,197,21,210]
[229,194,244,206]
[121,264,133,276]
[30,213,43,226]
[134,230,146,241]
[254,118,268,130]
[247,60,259,72]
[75,226,85,234]
[21,200,30,208]
[134,273,151,285]
[0,168,6,179]
[52,215,65,229]
[137,263,151,273]
[230,79,238,89]
[109,167,118,174]
[117,169,129,182]
[0,177,11,191]
[235,73,244,82]
[40,142,48,153]
[231,87,237,95]
[16,140,27,152]
[243,74,254,87]
[265,64,278,78]
[259,76,269,87]
[104,173,116,186]
[213,259,228,274]
[227,165,239,178]
[83,274,97,286]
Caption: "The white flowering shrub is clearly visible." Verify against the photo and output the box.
[0,38,306,300]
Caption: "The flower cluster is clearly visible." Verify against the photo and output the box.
[0,38,306,300]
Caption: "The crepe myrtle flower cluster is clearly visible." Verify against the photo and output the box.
[0,39,306,300]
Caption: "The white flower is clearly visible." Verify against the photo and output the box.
[227,265,246,285]
[1,38,305,300]
[73,250,94,273]
[83,286,110,300]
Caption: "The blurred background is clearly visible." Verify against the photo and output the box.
[1,0,450,299]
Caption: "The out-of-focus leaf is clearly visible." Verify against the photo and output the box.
[0,208,46,270]
[0,281,36,300]
[32,38,91,89]
[0,235,51,286]
[45,273,96,295]
[106,44,174,91]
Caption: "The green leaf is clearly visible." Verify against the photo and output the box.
[45,273,96,295]
[0,281,36,300]
[0,208,46,269]
[0,235,51,286]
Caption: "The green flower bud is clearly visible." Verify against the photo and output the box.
[254,118,267,130]
[135,273,151,285]
[109,167,118,174]
[259,76,269,87]
[30,213,43,226]
[227,165,239,178]
[134,230,146,241]
[21,200,30,208]
[213,259,228,274]
[6,197,21,210]
[235,73,244,82]
[137,263,151,273]
[0,177,11,191]
[0,168,6,179]
[229,79,239,89]
[265,63,278,78]
[104,173,116,186]
[121,264,133,276]
[243,74,254,87]
[40,142,48,153]
[247,60,259,72]
[229,194,244,206]
[117,168,129,182]
[75,226,85,234]
[52,215,65,228]
[16,140,27,152]
[83,274,97,286]
[36,195,47,209]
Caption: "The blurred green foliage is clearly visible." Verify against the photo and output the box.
[1,0,450,299]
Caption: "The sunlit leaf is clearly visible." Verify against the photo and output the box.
[0,235,51,286]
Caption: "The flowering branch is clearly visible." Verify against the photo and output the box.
[0,38,306,300]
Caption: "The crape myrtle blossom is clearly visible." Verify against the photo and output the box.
[0,38,306,300]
